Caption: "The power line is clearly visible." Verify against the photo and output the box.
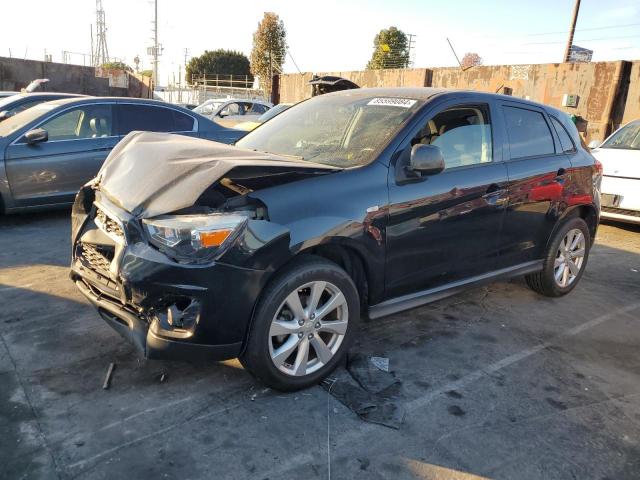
[468,22,640,40]
[526,33,640,46]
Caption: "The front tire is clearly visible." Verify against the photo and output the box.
[240,257,360,391]
[526,217,590,297]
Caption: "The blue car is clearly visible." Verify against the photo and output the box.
[0,92,85,122]
[0,97,245,213]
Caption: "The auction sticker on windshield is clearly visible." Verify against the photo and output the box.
[367,97,417,108]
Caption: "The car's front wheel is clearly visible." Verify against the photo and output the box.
[526,217,591,297]
[240,257,359,391]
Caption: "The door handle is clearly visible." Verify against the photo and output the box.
[482,184,507,206]
[483,183,504,196]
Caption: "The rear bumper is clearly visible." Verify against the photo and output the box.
[601,176,640,225]
[601,207,640,225]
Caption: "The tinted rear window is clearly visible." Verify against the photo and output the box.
[117,105,193,135]
[503,106,555,159]
[173,110,195,131]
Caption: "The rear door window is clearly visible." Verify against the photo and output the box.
[117,104,176,135]
[250,103,269,115]
[503,106,555,159]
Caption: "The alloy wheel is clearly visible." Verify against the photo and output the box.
[554,228,586,288]
[268,281,349,376]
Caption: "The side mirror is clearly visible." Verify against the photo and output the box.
[24,128,48,145]
[588,140,600,149]
[0,110,10,122]
[408,144,445,176]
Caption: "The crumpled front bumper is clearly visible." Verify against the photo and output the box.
[69,192,275,362]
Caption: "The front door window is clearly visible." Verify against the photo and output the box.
[39,105,113,141]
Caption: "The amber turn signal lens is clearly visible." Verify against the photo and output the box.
[199,229,233,248]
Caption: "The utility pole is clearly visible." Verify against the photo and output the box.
[407,33,416,68]
[153,0,159,88]
[563,0,581,63]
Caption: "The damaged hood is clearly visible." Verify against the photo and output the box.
[95,131,339,218]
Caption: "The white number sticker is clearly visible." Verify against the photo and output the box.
[367,97,417,108]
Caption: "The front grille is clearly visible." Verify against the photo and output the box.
[95,207,125,240]
[79,243,114,274]
[602,206,640,218]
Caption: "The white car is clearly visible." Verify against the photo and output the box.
[193,99,272,127]
[590,120,640,225]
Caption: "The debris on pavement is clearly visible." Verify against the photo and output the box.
[370,356,390,373]
[102,362,116,390]
[348,354,395,393]
[322,353,405,429]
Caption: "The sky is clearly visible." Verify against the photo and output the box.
[2,0,639,85]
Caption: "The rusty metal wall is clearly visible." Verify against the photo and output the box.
[429,62,626,142]
[621,61,640,126]
[279,61,637,142]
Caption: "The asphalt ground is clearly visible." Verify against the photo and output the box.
[1,210,639,480]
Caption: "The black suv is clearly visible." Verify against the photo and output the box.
[70,88,601,391]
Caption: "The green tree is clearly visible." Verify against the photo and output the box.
[366,27,409,70]
[250,12,287,97]
[185,49,252,87]
[140,70,153,78]
[100,61,133,72]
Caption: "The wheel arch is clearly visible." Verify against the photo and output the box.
[549,203,598,250]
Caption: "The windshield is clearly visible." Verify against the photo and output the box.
[0,103,56,138]
[257,103,290,123]
[601,122,640,150]
[194,100,224,115]
[236,94,422,167]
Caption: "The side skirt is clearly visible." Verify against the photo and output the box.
[368,260,543,320]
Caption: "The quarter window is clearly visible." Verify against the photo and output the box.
[550,116,576,153]
[412,105,493,169]
[39,104,113,141]
[503,106,555,159]
[173,110,195,131]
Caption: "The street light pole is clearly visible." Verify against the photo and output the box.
[153,0,159,88]
[563,0,581,63]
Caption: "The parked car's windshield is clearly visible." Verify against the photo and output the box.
[0,103,56,138]
[194,100,224,115]
[601,121,640,150]
[236,95,422,167]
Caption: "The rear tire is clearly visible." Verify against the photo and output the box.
[525,217,590,297]
[240,256,360,391]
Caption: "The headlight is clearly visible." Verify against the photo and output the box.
[142,213,247,263]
